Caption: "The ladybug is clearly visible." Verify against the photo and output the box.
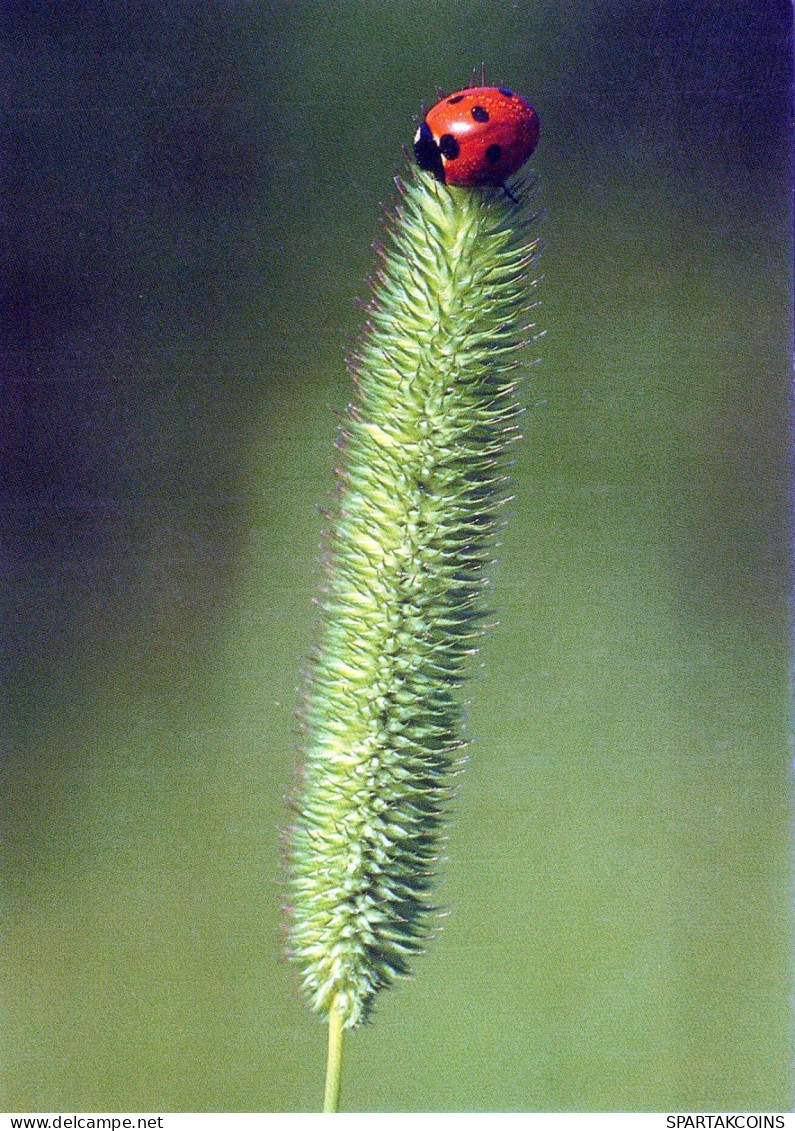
[413,85,539,188]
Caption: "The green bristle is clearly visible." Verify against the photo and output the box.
[289,167,540,1029]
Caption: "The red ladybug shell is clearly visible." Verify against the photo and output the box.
[413,85,539,187]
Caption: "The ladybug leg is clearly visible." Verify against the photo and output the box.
[481,61,487,85]
[500,181,519,204]
[435,85,447,100]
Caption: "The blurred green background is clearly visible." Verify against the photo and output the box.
[2,0,792,1112]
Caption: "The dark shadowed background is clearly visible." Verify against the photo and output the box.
[2,0,792,1112]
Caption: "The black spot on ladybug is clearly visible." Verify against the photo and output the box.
[498,87,514,97]
[486,144,502,163]
[447,94,465,104]
[471,106,490,122]
[439,133,460,159]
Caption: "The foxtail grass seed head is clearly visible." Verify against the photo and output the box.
[288,145,540,1029]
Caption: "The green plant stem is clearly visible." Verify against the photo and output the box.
[322,997,345,1113]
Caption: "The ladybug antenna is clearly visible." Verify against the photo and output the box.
[481,61,487,86]
[470,65,478,88]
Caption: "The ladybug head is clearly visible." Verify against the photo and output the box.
[413,121,445,183]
